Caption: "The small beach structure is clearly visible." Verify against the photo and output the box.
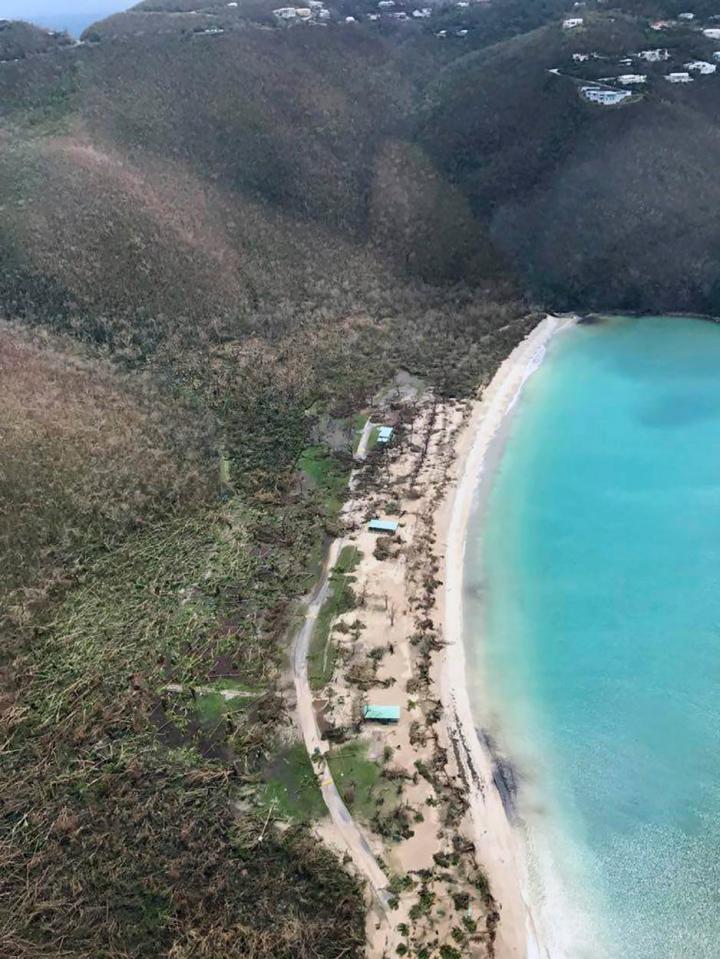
[376,426,394,445]
[368,519,399,533]
[363,704,400,723]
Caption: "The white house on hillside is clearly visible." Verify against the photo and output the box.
[685,60,717,74]
[581,86,632,104]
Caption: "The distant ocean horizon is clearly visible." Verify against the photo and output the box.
[8,2,130,36]
[464,316,720,957]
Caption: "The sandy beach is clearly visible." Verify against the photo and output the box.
[298,314,570,958]
[437,314,570,958]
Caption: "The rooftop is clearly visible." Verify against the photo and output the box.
[363,705,401,722]
[368,519,399,533]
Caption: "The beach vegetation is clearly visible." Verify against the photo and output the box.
[368,425,382,451]
[371,803,415,842]
[298,445,351,513]
[374,535,396,561]
[409,885,436,921]
[308,545,361,690]
[439,946,462,959]
[389,873,416,895]
[327,740,399,821]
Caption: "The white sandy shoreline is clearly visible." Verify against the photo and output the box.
[438,314,574,959]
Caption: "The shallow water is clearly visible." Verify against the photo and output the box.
[464,316,720,958]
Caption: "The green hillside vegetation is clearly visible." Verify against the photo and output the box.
[415,13,720,311]
[0,19,72,61]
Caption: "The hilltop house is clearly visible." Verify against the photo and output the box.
[563,17,583,29]
[685,60,717,74]
[581,86,632,105]
[637,49,669,61]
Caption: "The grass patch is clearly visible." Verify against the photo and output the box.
[335,543,362,575]
[351,413,368,454]
[327,740,398,822]
[297,445,351,513]
[261,742,326,822]
[207,677,262,694]
[195,691,250,729]
[301,537,326,592]
[308,545,361,691]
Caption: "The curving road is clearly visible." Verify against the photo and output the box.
[292,419,391,909]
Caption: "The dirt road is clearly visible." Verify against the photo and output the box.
[292,535,390,907]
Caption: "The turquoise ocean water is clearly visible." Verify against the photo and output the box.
[464,316,720,958]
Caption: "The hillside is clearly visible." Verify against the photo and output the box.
[2,0,720,956]
[0,19,72,61]
[0,20,526,948]
[416,12,720,311]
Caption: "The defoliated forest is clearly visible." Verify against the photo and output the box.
[1,0,719,955]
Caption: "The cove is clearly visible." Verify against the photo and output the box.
[464,316,720,958]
